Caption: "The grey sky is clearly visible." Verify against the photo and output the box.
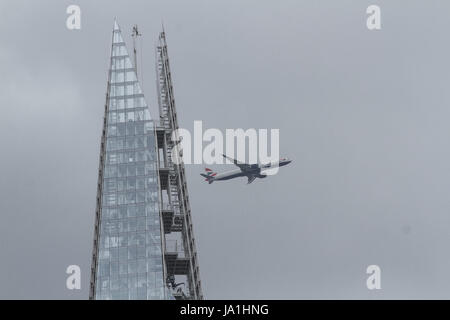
[1,0,450,299]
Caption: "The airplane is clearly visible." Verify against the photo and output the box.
[200,154,292,184]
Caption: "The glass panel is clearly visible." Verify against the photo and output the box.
[95,21,163,300]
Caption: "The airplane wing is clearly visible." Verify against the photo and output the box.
[247,175,257,184]
[222,154,251,171]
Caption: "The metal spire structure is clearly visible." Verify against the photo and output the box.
[89,20,202,300]
[131,25,141,77]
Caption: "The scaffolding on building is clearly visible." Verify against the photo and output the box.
[155,30,203,300]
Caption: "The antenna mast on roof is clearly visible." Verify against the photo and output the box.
[131,25,142,77]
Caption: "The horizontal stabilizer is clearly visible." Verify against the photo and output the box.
[200,172,215,184]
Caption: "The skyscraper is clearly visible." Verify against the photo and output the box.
[89,20,202,300]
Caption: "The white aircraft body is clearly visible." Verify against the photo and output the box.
[200,154,292,184]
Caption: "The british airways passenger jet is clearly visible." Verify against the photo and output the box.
[200,154,292,184]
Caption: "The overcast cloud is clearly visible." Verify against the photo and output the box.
[1,0,450,299]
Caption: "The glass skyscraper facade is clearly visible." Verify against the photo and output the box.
[91,20,165,300]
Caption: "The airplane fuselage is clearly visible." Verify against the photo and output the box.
[213,168,255,181]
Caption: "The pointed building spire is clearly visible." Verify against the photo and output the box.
[113,17,120,31]
[90,19,161,300]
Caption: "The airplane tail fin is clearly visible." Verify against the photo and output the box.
[200,168,216,184]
